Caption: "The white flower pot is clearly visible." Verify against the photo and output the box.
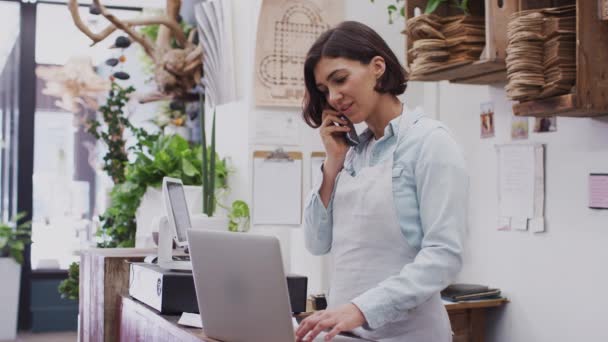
[164,125,191,141]
[135,185,203,248]
[0,257,21,341]
[191,214,230,232]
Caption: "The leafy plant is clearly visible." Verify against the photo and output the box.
[425,0,448,14]
[97,134,228,247]
[425,0,470,15]
[370,0,470,24]
[227,200,250,232]
[445,0,469,14]
[87,82,158,184]
[58,261,79,300]
[0,213,31,264]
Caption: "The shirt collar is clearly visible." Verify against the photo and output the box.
[354,114,403,152]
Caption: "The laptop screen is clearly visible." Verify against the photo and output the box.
[166,181,192,243]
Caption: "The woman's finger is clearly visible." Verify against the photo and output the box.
[323,323,345,341]
[321,113,347,127]
[321,125,350,136]
[296,312,322,339]
[321,109,338,121]
[296,319,313,338]
[306,317,335,342]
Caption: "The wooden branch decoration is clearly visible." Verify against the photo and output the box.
[67,0,203,103]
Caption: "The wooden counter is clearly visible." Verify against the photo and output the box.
[80,248,507,342]
[119,295,507,342]
[120,295,219,342]
[79,248,155,342]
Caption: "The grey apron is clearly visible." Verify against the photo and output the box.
[328,110,452,342]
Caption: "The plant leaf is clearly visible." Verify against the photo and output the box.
[425,0,447,14]
[208,110,216,216]
[231,200,250,218]
[182,158,198,177]
[200,94,208,214]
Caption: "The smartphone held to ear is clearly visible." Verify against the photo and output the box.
[339,115,360,147]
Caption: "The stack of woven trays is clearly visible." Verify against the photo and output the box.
[506,5,575,101]
[406,13,485,78]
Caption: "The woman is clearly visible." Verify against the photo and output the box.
[296,21,468,342]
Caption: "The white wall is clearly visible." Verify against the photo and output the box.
[433,81,608,342]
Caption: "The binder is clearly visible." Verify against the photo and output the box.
[252,148,303,225]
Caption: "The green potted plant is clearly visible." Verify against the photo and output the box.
[58,261,79,301]
[132,133,229,247]
[0,213,31,340]
[96,133,228,248]
[198,95,251,232]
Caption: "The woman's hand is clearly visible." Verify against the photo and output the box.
[319,109,351,175]
[295,303,366,341]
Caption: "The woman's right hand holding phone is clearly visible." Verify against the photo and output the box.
[320,109,351,175]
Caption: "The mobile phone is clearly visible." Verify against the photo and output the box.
[339,115,360,147]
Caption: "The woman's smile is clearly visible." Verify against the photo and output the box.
[340,103,354,116]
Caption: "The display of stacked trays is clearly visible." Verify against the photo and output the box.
[406,14,447,78]
[506,11,545,101]
[506,5,576,101]
[406,13,485,79]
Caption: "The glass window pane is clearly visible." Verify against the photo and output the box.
[0,1,20,223]
[32,3,142,270]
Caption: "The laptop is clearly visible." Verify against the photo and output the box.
[187,229,366,342]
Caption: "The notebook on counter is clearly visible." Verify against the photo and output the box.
[441,284,502,302]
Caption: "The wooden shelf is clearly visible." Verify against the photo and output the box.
[404,0,519,84]
[512,0,608,117]
[512,93,608,117]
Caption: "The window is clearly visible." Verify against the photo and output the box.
[0,1,20,223]
[31,3,142,269]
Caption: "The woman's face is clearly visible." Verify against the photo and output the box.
[313,56,384,124]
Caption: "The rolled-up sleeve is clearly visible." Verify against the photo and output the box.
[303,164,336,256]
[352,128,468,329]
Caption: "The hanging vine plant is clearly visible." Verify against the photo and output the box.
[86,82,132,184]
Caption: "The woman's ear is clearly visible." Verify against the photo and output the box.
[370,56,386,79]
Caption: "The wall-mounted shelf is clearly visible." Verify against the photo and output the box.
[512,0,608,117]
[404,0,519,84]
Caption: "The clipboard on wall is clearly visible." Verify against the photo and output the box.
[252,148,303,225]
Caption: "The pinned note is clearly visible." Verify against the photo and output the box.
[589,174,608,209]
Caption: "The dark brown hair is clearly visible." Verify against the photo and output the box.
[302,21,408,128]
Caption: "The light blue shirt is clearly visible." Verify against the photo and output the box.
[304,110,468,329]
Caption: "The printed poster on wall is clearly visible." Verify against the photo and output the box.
[254,0,343,107]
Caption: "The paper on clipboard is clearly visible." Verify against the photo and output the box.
[496,144,545,232]
[252,150,302,225]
